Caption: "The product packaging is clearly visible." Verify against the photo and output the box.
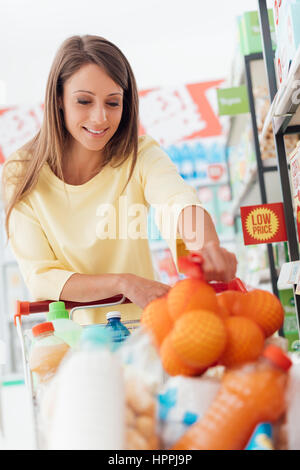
[238,10,276,56]
[117,328,164,450]
[274,2,300,84]
[157,375,221,449]
[42,328,126,450]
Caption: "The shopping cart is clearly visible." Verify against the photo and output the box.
[13,255,247,450]
[14,294,133,449]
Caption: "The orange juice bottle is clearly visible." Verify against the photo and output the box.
[29,322,70,384]
[172,345,292,450]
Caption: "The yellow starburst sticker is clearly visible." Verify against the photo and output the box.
[245,207,279,241]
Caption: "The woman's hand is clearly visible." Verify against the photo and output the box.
[120,273,171,309]
[192,240,238,283]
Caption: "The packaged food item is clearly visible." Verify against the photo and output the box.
[29,322,70,384]
[47,301,82,348]
[172,345,292,450]
[117,328,164,449]
[254,87,299,159]
[124,368,159,450]
[245,422,274,450]
[105,311,130,350]
[157,375,221,449]
[46,327,125,450]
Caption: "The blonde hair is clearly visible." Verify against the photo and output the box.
[3,35,139,237]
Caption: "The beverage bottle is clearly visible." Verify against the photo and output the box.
[172,345,292,450]
[46,301,82,348]
[29,322,70,384]
[47,326,125,450]
[105,311,130,351]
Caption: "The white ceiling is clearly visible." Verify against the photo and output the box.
[0,0,271,105]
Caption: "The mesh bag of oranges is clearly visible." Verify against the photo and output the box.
[141,253,285,376]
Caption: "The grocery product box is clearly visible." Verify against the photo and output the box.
[238,9,276,56]
[273,0,300,35]
[288,143,300,242]
[274,2,300,83]
[278,287,300,352]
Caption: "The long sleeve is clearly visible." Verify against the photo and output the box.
[8,197,76,301]
[138,136,204,267]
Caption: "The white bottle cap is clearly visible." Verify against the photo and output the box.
[106,311,121,320]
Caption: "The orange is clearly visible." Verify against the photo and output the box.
[171,310,227,369]
[141,296,173,348]
[160,334,205,377]
[232,289,284,337]
[219,316,265,368]
[216,291,244,319]
[167,279,218,322]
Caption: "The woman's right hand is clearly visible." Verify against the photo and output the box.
[120,273,171,309]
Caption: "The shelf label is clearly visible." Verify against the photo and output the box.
[216,85,249,116]
[240,203,287,245]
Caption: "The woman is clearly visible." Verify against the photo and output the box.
[2,35,237,325]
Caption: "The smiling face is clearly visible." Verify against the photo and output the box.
[61,63,124,158]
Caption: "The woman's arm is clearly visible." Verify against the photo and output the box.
[60,272,170,308]
[59,273,124,302]
[178,205,237,282]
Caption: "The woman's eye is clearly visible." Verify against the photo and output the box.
[107,102,120,107]
[77,99,90,105]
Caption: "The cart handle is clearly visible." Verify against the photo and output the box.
[178,253,247,293]
[14,294,131,326]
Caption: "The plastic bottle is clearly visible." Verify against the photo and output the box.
[172,345,292,450]
[47,326,125,450]
[29,322,70,384]
[105,311,130,351]
[46,301,82,348]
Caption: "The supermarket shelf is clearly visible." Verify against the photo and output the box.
[226,54,267,149]
[260,46,300,137]
[232,163,282,217]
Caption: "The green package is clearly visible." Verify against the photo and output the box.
[278,287,300,352]
[238,9,276,56]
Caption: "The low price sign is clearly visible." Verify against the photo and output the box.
[240,203,287,245]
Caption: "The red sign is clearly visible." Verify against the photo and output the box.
[240,203,287,245]
[138,80,224,146]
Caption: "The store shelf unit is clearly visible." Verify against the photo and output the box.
[244,51,280,298]
[258,0,300,336]
[227,51,281,297]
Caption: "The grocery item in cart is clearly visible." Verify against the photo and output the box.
[118,328,163,449]
[46,301,82,348]
[157,375,221,449]
[46,337,125,450]
[245,422,274,450]
[29,322,70,384]
[105,311,130,351]
[124,369,160,450]
[172,345,292,450]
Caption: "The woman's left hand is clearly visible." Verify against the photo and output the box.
[191,240,238,283]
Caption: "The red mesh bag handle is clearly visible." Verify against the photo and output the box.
[178,253,247,293]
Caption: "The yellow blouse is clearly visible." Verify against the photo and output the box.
[6,135,203,325]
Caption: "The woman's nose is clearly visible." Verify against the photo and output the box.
[91,105,107,124]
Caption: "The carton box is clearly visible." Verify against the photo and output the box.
[278,287,300,352]
[274,2,300,83]
[273,0,300,35]
[238,9,276,56]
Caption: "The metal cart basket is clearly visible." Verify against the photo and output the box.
[14,294,133,449]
